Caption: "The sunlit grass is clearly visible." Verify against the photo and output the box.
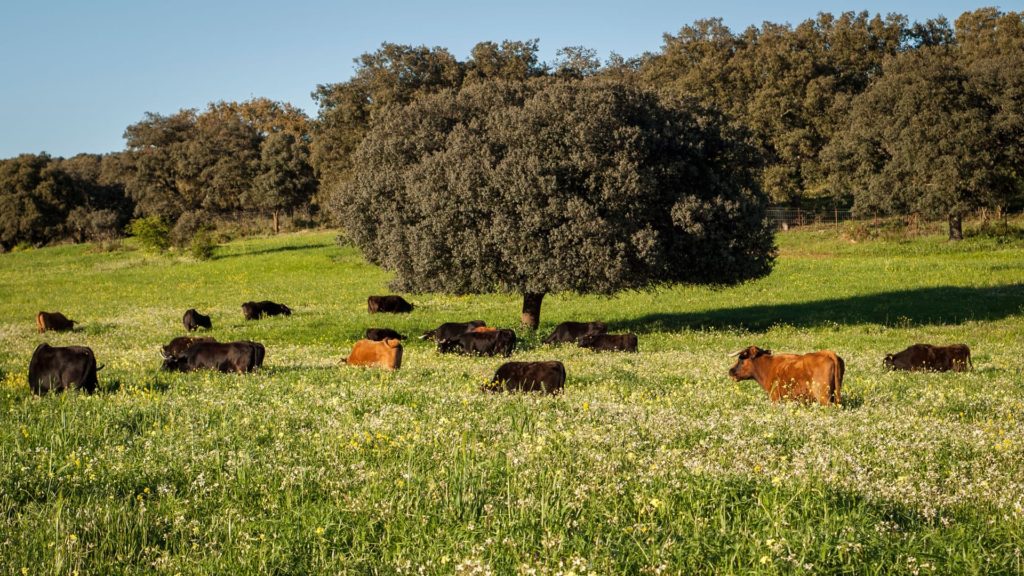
[1,227,1023,574]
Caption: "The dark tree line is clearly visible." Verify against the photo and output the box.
[1,8,1021,251]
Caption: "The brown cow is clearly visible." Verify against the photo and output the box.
[471,326,498,333]
[36,311,76,333]
[344,338,403,369]
[884,343,973,372]
[728,346,844,405]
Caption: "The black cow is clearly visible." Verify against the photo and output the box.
[484,361,566,394]
[365,328,405,341]
[368,295,414,313]
[420,320,486,341]
[242,301,292,320]
[161,341,264,373]
[182,309,212,331]
[162,336,216,358]
[438,329,516,357]
[28,343,101,395]
[36,311,76,333]
[884,343,972,372]
[543,321,607,344]
[578,333,638,352]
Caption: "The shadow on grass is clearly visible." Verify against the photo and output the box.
[213,240,333,261]
[612,284,1024,333]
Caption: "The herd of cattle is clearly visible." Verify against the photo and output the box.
[27,295,973,402]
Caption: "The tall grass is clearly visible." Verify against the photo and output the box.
[1,229,1023,574]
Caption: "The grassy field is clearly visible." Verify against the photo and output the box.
[1,227,1023,574]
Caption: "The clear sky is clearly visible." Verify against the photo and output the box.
[0,0,1008,159]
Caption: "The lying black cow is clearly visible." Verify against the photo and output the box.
[368,295,414,314]
[365,328,405,341]
[543,321,607,344]
[438,329,516,357]
[242,301,291,320]
[578,333,638,352]
[182,309,212,331]
[161,341,264,373]
[162,336,217,359]
[28,343,101,395]
[484,361,566,394]
[420,320,486,341]
[36,311,76,333]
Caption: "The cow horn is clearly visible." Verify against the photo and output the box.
[727,349,745,357]
[95,364,105,372]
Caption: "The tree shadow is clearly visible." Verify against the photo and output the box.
[611,285,1024,333]
[213,241,332,261]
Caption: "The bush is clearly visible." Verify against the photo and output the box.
[126,216,170,252]
[171,211,211,249]
[965,220,1024,242]
[189,230,216,260]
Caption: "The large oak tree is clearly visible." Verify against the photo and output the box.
[328,78,775,328]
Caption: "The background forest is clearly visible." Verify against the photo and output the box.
[1,8,1021,251]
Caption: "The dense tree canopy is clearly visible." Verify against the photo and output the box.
[329,78,775,327]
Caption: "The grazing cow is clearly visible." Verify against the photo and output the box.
[161,341,263,373]
[242,301,292,320]
[162,336,216,358]
[438,329,516,357]
[420,320,487,341]
[884,343,972,372]
[182,309,212,331]
[344,338,403,369]
[577,333,638,352]
[36,311,76,333]
[367,295,414,314]
[728,346,844,405]
[365,328,405,341]
[543,321,607,344]
[484,361,566,394]
[28,343,101,395]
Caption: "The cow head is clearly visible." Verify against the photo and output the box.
[728,346,771,381]
[437,338,462,354]
[161,355,188,372]
[883,354,896,371]
[282,305,292,316]
[578,334,598,348]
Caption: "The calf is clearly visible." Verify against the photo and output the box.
[365,328,405,341]
[368,295,414,313]
[344,338,403,369]
[543,321,607,344]
[242,301,292,320]
[728,346,844,405]
[28,343,100,395]
[577,333,638,352]
[162,336,216,358]
[36,311,76,333]
[161,341,263,373]
[182,309,212,331]
[438,329,516,357]
[885,343,972,372]
[420,320,486,341]
[484,361,566,394]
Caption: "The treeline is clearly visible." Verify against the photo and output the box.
[1,8,1021,250]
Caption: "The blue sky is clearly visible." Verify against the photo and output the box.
[0,0,1008,158]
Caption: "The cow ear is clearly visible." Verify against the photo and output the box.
[758,348,772,357]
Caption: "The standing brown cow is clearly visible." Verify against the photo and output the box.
[36,311,76,333]
[728,346,844,405]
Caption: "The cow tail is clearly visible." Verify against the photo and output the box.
[832,354,845,405]
[36,312,45,333]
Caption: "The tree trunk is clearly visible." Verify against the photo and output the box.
[948,213,963,241]
[521,292,545,330]
[273,210,280,235]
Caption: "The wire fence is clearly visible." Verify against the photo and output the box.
[766,206,854,230]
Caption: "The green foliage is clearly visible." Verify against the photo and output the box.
[1,230,1024,573]
[126,215,170,252]
[189,229,216,260]
[331,77,775,302]
[965,219,1024,242]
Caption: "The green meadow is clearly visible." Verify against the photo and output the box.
[1,227,1023,574]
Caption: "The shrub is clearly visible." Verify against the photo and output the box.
[189,230,217,260]
[965,220,1024,242]
[126,216,170,252]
